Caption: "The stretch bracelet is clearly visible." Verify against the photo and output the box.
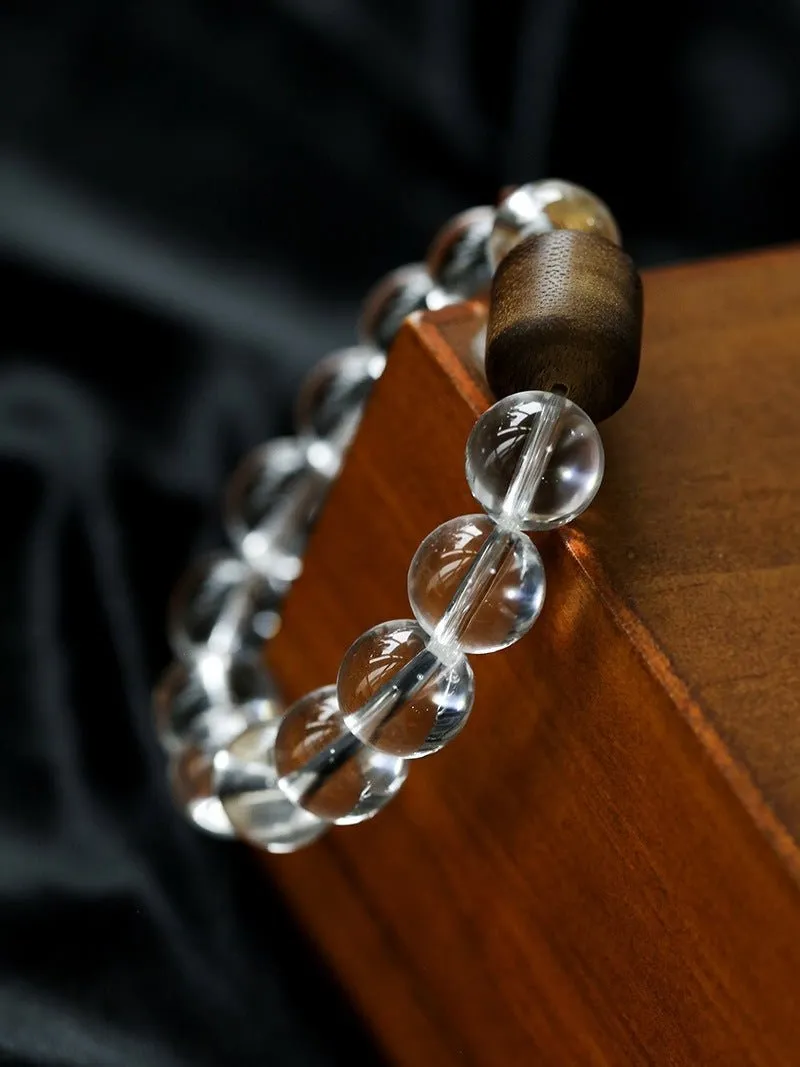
[153,179,642,851]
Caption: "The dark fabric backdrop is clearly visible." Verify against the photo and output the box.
[0,2,798,1065]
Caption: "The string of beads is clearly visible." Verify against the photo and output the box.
[153,179,641,851]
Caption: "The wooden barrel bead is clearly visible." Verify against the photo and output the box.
[485,230,643,423]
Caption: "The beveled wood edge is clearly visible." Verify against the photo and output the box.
[411,306,800,886]
[634,238,800,280]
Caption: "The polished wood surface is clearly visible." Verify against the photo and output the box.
[266,245,800,1065]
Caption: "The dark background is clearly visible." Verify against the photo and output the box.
[0,3,798,1065]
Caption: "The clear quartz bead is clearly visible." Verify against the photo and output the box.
[466,390,604,531]
[168,552,284,662]
[294,345,386,451]
[274,685,407,824]
[489,179,621,268]
[153,653,282,756]
[213,720,328,853]
[338,619,474,758]
[170,743,235,838]
[408,514,545,654]
[425,205,495,297]
[359,263,455,351]
[224,437,339,583]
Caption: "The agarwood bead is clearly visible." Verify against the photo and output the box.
[485,230,642,423]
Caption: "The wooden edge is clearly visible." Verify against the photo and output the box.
[637,239,800,281]
[414,305,800,886]
[264,304,800,1062]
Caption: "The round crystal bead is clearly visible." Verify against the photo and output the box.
[338,619,474,758]
[466,391,604,531]
[168,552,284,662]
[359,263,454,351]
[170,744,234,838]
[153,654,282,756]
[274,685,407,824]
[214,720,328,853]
[489,179,621,268]
[294,345,386,450]
[224,437,339,582]
[426,205,495,297]
[408,515,545,653]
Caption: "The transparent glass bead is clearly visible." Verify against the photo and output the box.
[170,743,235,838]
[274,685,407,824]
[408,515,545,654]
[168,552,284,662]
[359,263,455,351]
[224,437,339,583]
[466,390,604,531]
[294,345,386,451]
[425,205,495,297]
[214,720,328,853]
[489,179,621,269]
[153,653,282,756]
[338,619,474,758]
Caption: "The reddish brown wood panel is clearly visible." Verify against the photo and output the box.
[266,247,800,1066]
[599,247,800,835]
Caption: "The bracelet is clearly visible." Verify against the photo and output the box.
[153,179,642,851]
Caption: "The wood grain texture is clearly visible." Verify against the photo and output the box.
[266,245,800,1065]
[486,230,642,421]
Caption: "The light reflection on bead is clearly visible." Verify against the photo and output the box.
[408,515,545,653]
[168,552,284,662]
[170,743,235,838]
[294,345,386,451]
[466,391,604,531]
[274,685,407,824]
[214,720,328,853]
[224,437,339,583]
[151,185,635,856]
[338,620,474,758]
[426,205,495,297]
[359,263,455,351]
[153,654,282,756]
[489,179,621,268]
